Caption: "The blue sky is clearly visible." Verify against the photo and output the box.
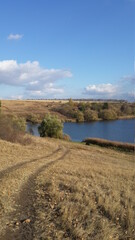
[0,0,134,100]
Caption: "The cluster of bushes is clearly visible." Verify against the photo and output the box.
[54,99,135,122]
[83,138,135,152]
[0,104,70,142]
[0,114,31,145]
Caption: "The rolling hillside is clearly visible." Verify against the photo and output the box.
[0,136,134,239]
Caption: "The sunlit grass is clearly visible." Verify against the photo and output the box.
[33,142,135,239]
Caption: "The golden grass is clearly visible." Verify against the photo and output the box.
[1,100,67,122]
[0,136,134,239]
[33,144,135,239]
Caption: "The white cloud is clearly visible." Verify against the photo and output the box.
[84,78,135,101]
[0,60,72,98]
[7,34,23,40]
[85,83,117,96]
[27,87,64,97]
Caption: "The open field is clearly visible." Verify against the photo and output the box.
[1,100,67,122]
[0,135,135,239]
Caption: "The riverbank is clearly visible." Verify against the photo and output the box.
[65,115,135,122]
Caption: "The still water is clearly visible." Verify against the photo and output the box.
[26,119,135,143]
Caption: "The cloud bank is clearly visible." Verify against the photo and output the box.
[84,81,134,101]
[0,60,72,98]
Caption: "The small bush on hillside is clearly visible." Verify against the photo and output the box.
[0,114,30,144]
[38,114,63,138]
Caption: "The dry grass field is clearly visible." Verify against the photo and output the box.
[0,135,135,240]
[1,100,67,122]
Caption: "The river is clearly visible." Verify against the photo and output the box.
[26,119,135,143]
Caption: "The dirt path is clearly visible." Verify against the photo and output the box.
[0,143,69,239]
[0,147,61,179]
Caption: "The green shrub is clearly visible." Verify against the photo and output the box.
[99,109,117,120]
[55,103,78,119]
[120,103,132,115]
[78,102,86,112]
[76,111,84,123]
[54,101,134,120]
[91,102,102,111]
[38,114,63,138]
[102,102,109,110]
[84,109,98,121]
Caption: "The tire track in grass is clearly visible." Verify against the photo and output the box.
[0,147,61,180]
[0,146,63,238]
[2,148,69,240]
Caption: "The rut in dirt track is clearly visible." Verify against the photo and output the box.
[0,147,61,180]
[2,148,69,240]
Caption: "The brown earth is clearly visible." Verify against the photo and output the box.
[0,135,135,239]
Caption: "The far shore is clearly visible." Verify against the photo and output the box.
[2,99,135,124]
[27,115,135,124]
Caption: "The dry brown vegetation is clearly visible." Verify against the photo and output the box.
[0,114,32,145]
[1,100,67,122]
[83,138,135,152]
[0,135,135,239]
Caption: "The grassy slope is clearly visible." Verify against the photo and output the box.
[1,100,68,122]
[0,136,135,240]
